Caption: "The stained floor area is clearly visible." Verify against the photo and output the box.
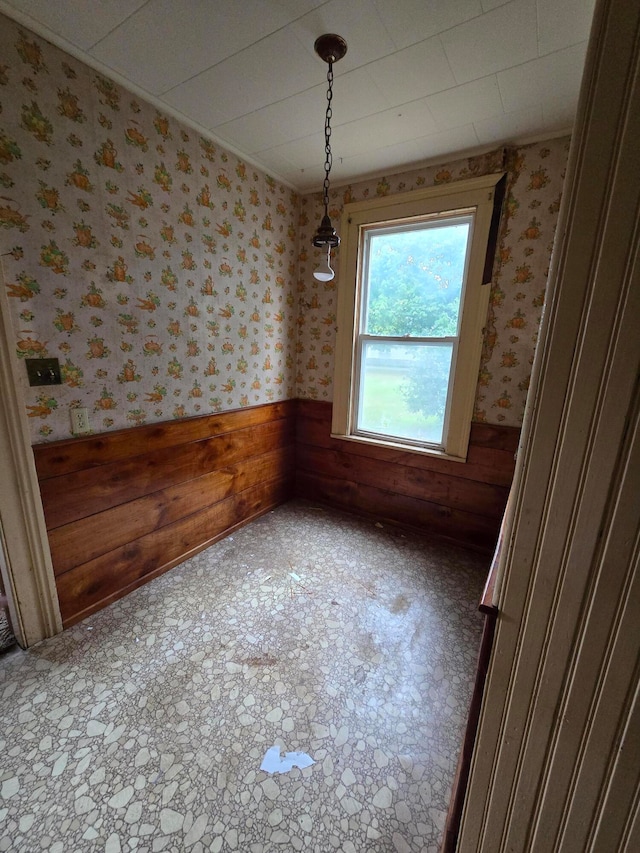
[0,501,487,853]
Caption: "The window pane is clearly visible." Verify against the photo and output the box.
[356,341,454,445]
[364,218,471,337]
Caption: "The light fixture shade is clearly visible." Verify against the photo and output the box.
[313,249,335,282]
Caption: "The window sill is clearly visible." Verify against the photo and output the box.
[330,431,468,463]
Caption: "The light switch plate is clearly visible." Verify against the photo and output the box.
[25,357,62,386]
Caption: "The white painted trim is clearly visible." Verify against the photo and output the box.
[0,259,62,647]
[459,0,640,849]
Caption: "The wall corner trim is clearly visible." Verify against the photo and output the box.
[0,259,62,647]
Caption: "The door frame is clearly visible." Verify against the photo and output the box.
[0,257,62,647]
[458,0,640,848]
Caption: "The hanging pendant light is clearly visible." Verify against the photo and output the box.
[312,33,347,282]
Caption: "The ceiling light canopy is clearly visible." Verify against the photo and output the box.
[312,33,347,283]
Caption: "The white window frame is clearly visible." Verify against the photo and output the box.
[332,173,503,462]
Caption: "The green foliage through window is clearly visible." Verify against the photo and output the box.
[359,218,471,438]
[364,220,470,338]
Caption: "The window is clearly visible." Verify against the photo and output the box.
[332,173,503,461]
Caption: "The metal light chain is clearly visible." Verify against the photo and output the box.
[311,34,346,250]
[322,59,334,213]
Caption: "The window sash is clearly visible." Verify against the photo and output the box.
[353,336,457,449]
[359,213,473,340]
[331,174,501,461]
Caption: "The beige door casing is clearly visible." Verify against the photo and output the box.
[0,258,62,648]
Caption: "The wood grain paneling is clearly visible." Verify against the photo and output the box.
[296,402,517,486]
[39,418,292,530]
[34,401,293,479]
[295,399,518,551]
[34,398,517,626]
[48,447,290,575]
[56,477,291,625]
[33,402,295,626]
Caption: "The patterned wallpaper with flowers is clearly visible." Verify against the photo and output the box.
[0,14,570,443]
[298,138,570,428]
[0,15,299,443]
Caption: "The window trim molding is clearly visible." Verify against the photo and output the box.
[331,172,504,462]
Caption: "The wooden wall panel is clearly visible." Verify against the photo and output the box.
[39,419,291,530]
[34,401,293,479]
[295,399,518,551]
[33,398,517,626]
[56,478,291,625]
[33,401,295,626]
[48,447,290,576]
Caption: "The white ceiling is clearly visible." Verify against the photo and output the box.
[0,0,596,192]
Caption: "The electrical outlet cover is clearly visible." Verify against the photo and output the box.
[70,407,90,435]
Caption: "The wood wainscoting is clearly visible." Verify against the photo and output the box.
[33,401,295,627]
[295,399,519,551]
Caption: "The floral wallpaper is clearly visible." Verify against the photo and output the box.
[297,138,570,427]
[0,15,299,443]
[0,13,569,443]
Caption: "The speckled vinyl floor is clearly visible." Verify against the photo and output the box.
[0,501,488,853]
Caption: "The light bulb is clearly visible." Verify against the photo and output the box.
[313,249,334,282]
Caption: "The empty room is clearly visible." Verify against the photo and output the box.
[2,1,639,852]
